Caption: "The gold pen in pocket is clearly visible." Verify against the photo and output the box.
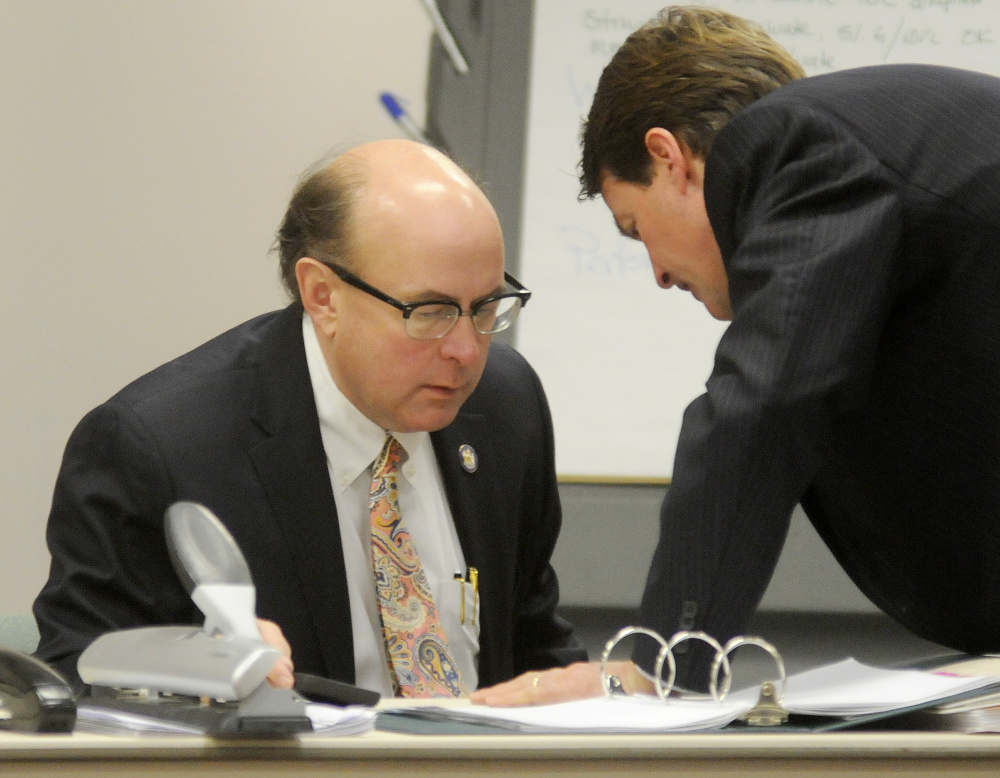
[454,567,479,625]
[468,567,478,626]
[454,572,466,623]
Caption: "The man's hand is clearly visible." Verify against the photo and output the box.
[469,660,654,706]
[256,617,294,689]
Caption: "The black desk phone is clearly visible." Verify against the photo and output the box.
[0,647,76,733]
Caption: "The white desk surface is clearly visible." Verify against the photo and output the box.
[2,726,1000,777]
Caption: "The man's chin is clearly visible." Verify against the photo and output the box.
[394,400,468,434]
[704,300,733,321]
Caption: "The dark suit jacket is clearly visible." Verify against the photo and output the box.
[34,304,584,687]
[637,65,1000,686]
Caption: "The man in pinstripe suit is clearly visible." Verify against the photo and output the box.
[474,5,1000,704]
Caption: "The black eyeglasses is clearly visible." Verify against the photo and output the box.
[326,264,531,341]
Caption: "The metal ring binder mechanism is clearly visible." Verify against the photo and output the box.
[600,626,789,726]
[77,502,313,736]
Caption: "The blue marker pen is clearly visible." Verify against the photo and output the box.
[379,92,430,145]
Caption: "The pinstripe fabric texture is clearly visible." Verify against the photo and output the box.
[638,65,1000,689]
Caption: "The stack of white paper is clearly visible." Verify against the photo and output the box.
[304,703,376,735]
[387,657,999,734]
[739,658,998,716]
[386,695,755,734]
[75,701,376,736]
[76,704,203,735]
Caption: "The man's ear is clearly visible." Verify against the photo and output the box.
[295,257,338,336]
[644,127,694,193]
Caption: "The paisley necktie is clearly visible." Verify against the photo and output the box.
[369,435,464,697]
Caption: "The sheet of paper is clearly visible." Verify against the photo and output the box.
[75,701,375,736]
[389,694,755,734]
[386,658,999,734]
[741,658,997,716]
[934,656,1000,679]
[304,703,376,735]
[75,704,203,735]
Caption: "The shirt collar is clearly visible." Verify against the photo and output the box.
[301,313,429,489]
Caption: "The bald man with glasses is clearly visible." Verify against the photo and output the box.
[34,139,585,695]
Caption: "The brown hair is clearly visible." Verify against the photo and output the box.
[580,5,805,198]
[273,155,365,300]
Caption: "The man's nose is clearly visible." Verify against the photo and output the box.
[648,251,673,289]
[655,269,674,289]
[439,314,485,364]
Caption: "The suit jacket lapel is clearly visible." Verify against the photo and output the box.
[432,411,494,573]
[246,306,355,680]
[239,307,512,684]
[431,408,508,677]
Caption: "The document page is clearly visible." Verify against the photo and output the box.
[388,658,998,734]
[730,658,997,716]
[385,695,755,734]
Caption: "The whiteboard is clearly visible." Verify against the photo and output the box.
[514,0,1000,481]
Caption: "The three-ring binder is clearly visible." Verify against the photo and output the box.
[600,626,789,726]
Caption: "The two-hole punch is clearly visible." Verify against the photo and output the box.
[77,502,313,737]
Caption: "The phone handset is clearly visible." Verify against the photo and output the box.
[0,647,76,732]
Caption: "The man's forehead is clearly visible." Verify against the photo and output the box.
[347,218,503,295]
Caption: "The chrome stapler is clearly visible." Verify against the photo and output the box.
[77,501,311,736]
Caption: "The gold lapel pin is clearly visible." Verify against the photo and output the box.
[459,444,478,473]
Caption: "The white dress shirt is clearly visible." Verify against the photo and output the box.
[301,314,479,695]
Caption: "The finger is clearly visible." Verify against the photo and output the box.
[256,618,295,689]
[468,670,540,706]
[256,617,292,658]
[470,662,607,707]
[267,655,295,689]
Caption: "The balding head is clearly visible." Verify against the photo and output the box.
[274,139,501,299]
[285,139,508,432]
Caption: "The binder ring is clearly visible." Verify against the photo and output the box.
[599,626,671,701]
[711,635,787,702]
[663,631,729,702]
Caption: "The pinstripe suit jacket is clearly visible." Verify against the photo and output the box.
[637,65,1000,686]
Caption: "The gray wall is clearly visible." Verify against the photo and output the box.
[553,485,877,612]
